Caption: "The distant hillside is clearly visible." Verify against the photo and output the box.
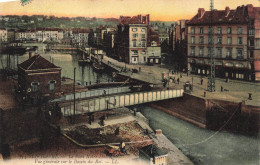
[0,15,176,30]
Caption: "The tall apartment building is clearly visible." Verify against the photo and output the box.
[115,14,161,64]
[187,4,260,81]
[71,28,92,47]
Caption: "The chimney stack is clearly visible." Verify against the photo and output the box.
[146,14,150,26]
[225,6,230,16]
[198,8,205,18]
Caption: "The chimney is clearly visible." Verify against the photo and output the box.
[225,6,230,16]
[146,14,150,26]
[198,8,205,18]
[138,14,141,22]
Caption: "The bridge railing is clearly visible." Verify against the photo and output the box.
[60,88,184,116]
[51,86,131,102]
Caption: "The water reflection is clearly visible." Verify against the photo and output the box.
[0,45,111,85]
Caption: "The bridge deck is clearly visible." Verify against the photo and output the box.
[57,88,184,116]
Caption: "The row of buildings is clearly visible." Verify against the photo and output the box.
[170,4,260,81]
[0,28,93,47]
[88,15,162,65]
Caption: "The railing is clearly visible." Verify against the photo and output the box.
[51,86,131,102]
[59,89,184,116]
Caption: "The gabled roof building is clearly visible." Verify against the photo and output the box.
[18,55,61,102]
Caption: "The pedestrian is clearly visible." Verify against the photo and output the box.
[201,78,203,85]
[180,74,182,78]
[173,77,175,83]
[177,78,180,84]
[103,90,106,96]
[221,86,223,92]
[139,67,141,72]
[172,70,174,74]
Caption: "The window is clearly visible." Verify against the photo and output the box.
[199,47,204,56]
[133,41,136,47]
[190,47,195,56]
[217,37,222,44]
[216,48,222,58]
[249,39,254,46]
[199,36,204,44]
[141,34,145,38]
[132,28,137,32]
[217,27,222,34]
[237,37,243,44]
[227,27,232,34]
[237,49,243,59]
[237,27,243,34]
[141,28,145,32]
[191,36,195,44]
[49,80,56,92]
[131,50,138,55]
[250,51,254,58]
[133,33,138,38]
[208,36,213,44]
[31,82,39,92]
[249,29,255,36]
[208,47,213,56]
[190,27,195,34]
[199,27,204,34]
[226,48,232,58]
[208,27,213,34]
[141,41,146,47]
[227,37,232,45]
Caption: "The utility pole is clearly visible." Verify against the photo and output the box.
[73,67,76,123]
[207,0,216,92]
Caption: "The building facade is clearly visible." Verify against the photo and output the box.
[187,5,260,81]
[18,55,61,100]
[71,28,92,47]
[115,14,161,64]
[0,29,8,43]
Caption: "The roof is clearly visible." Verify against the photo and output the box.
[119,14,149,25]
[187,5,254,25]
[147,28,160,46]
[140,144,167,158]
[19,55,61,70]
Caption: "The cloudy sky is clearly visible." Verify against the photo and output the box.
[0,0,259,21]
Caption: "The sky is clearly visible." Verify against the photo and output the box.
[0,0,259,21]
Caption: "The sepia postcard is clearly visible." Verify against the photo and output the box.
[0,0,259,164]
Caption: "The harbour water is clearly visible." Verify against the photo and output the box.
[139,106,259,165]
[0,43,111,85]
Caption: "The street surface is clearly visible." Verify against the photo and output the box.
[102,55,260,107]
